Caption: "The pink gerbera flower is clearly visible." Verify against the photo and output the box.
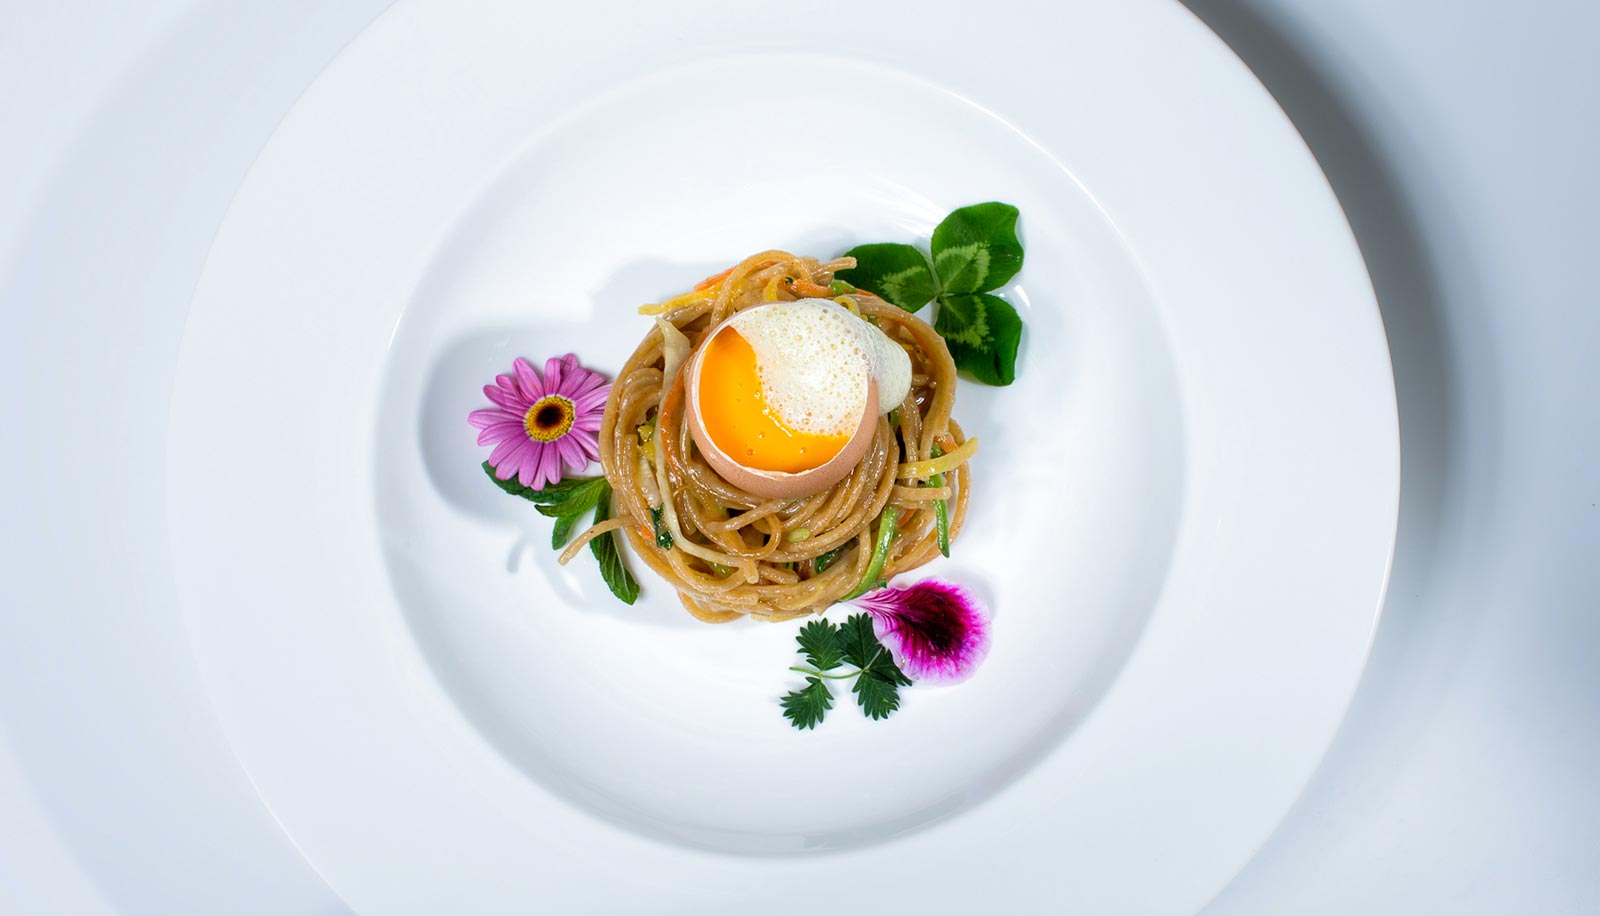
[850,579,992,685]
[468,354,610,489]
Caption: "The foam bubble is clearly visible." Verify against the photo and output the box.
[729,299,913,436]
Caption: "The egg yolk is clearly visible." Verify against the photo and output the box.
[696,327,851,473]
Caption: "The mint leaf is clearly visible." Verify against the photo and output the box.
[482,464,607,506]
[930,202,1023,294]
[590,482,639,605]
[535,477,608,519]
[551,513,577,549]
[796,619,843,671]
[853,669,903,720]
[936,293,1022,386]
[837,243,937,312]
[781,677,834,730]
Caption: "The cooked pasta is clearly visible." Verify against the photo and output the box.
[589,250,973,623]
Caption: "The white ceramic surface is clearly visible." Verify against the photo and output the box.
[160,0,1392,913]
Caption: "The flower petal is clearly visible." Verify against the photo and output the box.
[555,433,587,472]
[574,428,602,459]
[483,384,529,412]
[513,358,544,401]
[488,434,527,470]
[468,407,516,430]
[535,442,564,489]
[561,365,608,400]
[518,442,550,487]
[544,353,575,396]
[496,440,530,480]
[853,580,991,686]
[477,421,525,446]
[572,385,611,416]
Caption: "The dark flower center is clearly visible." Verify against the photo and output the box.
[523,395,576,442]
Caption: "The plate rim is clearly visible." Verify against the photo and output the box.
[164,0,1400,912]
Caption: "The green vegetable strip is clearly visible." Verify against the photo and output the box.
[928,444,951,557]
[649,506,674,549]
[844,506,900,599]
[812,542,847,574]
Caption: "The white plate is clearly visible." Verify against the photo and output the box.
[166,0,1397,912]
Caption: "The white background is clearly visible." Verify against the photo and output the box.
[0,1,1594,912]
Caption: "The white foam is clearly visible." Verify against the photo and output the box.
[728,299,913,436]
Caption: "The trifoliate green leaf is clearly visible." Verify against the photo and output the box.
[930,202,1023,294]
[837,243,938,312]
[781,677,834,730]
[838,614,882,671]
[796,619,843,671]
[936,293,1023,386]
[853,669,903,720]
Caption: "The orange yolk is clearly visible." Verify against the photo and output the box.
[695,327,851,473]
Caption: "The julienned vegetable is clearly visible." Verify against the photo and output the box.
[844,506,900,600]
[928,444,951,558]
[895,436,979,480]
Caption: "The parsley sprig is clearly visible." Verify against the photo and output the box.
[780,615,913,729]
[837,201,1026,386]
[482,462,639,604]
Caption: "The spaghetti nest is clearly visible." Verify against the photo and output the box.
[593,250,973,623]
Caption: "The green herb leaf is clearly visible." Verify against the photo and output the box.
[551,513,577,549]
[648,506,674,549]
[844,506,899,600]
[535,477,608,519]
[853,668,903,720]
[482,464,608,506]
[839,614,912,685]
[812,542,847,575]
[936,292,1023,386]
[838,614,879,671]
[930,202,1023,294]
[836,243,938,312]
[590,482,639,605]
[781,677,834,730]
[796,619,844,671]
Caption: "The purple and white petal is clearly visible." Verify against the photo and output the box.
[851,580,991,685]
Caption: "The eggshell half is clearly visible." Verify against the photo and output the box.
[685,327,880,500]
